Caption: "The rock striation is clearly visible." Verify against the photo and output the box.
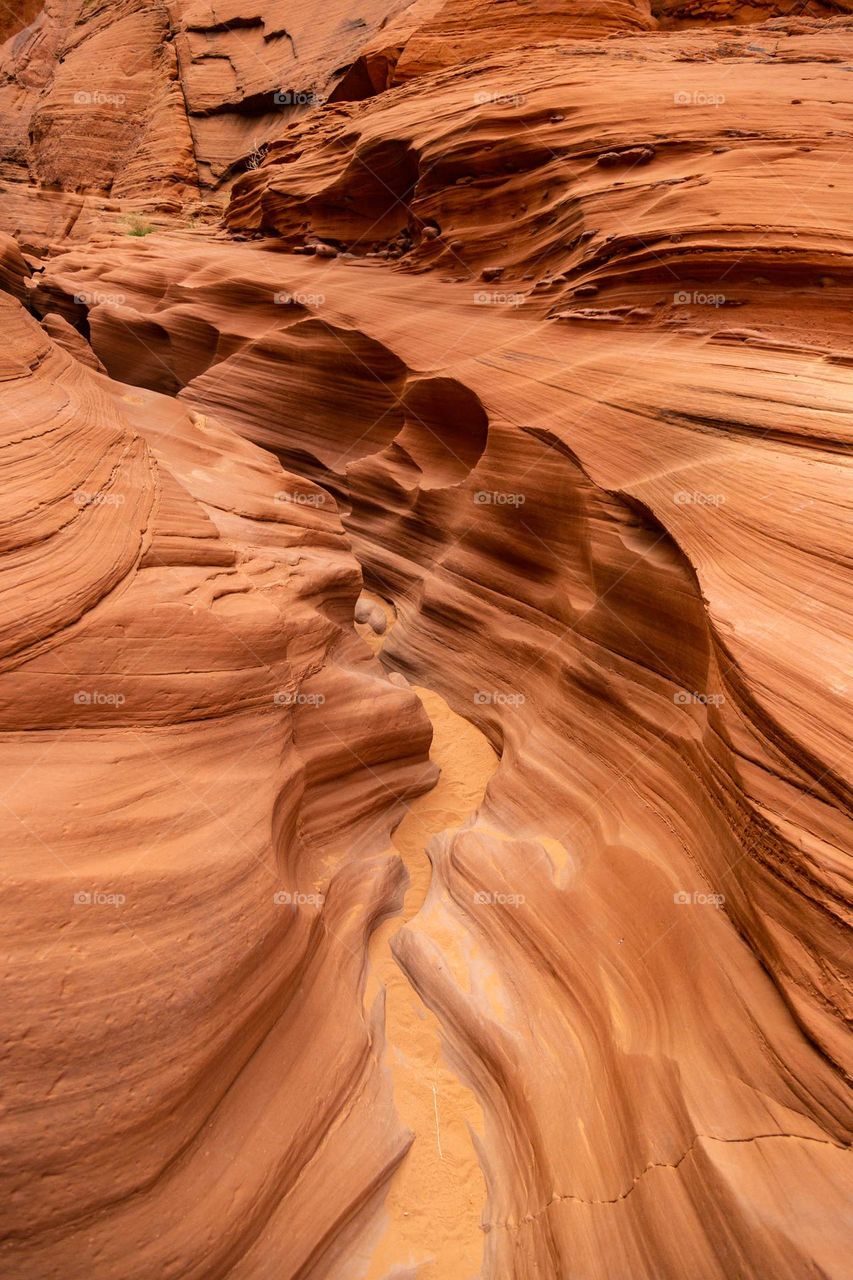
[0,288,439,1277]
[0,1,851,1278]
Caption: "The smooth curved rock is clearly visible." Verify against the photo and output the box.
[39,216,853,1275]
[0,290,438,1279]
[355,593,374,623]
[369,605,388,634]
[0,3,851,1278]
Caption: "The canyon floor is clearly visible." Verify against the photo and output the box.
[0,0,851,1277]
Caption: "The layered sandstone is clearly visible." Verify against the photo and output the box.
[0,288,442,1277]
[1,1,851,1278]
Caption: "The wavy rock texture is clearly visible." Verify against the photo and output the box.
[0,0,465,247]
[5,0,849,251]
[1,1,852,1279]
[0,288,442,1277]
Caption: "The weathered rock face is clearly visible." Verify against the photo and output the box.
[0,0,431,248]
[225,16,853,342]
[0,227,30,298]
[1,1,851,1278]
[0,288,441,1277]
[5,0,848,253]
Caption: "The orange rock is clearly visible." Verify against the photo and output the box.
[0,4,851,1278]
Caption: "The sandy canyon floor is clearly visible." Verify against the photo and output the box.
[0,0,851,1276]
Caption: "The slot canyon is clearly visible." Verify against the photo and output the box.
[0,0,851,1276]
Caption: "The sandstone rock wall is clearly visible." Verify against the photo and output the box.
[1,1,850,1277]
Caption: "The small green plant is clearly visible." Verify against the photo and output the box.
[123,214,155,237]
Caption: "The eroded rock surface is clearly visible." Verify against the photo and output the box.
[0,290,440,1277]
[1,1,851,1278]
